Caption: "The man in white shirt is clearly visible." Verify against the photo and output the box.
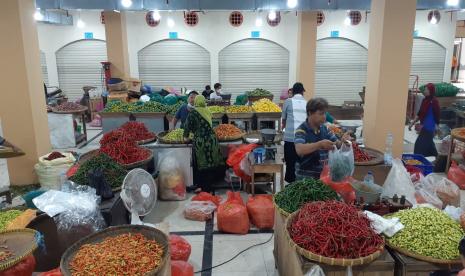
[281,82,307,183]
[210,83,223,100]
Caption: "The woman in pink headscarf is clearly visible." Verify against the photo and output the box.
[408,83,440,157]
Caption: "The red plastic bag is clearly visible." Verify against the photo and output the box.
[448,162,465,190]
[170,234,191,261]
[192,192,222,206]
[247,195,275,229]
[66,164,79,178]
[171,260,194,276]
[320,165,356,204]
[38,268,63,276]
[2,255,36,276]
[217,191,249,234]
[226,144,258,167]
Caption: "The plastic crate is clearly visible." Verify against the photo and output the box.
[401,154,433,176]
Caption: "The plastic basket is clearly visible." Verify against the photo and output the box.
[401,154,433,176]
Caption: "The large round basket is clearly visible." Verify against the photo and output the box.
[248,95,274,103]
[51,106,88,114]
[243,131,283,145]
[121,149,153,170]
[211,113,225,119]
[158,131,190,144]
[60,225,170,276]
[451,127,465,142]
[285,211,384,266]
[0,228,38,271]
[217,132,245,142]
[137,136,157,145]
[77,149,100,165]
[226,112,254,120]
[272,196,290,218]
[355,147,384,166]
[385,241,461,265]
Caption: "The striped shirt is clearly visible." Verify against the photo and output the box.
[282,94,307,142]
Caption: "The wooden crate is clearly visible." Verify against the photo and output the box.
[389,249,462,276]
[89,97,103,112]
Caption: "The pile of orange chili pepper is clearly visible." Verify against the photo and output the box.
[69,233,164,276]
[214,124,242,140]
[352,143,373,162]
[289,201,384,259]
[100,130,151,165]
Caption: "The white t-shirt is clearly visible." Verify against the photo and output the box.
[210,92,222,100]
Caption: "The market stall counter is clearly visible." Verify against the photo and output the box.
[389,249,462,276]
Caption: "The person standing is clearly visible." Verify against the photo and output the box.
[183,95,224,193]
[282,83,307,183]
[202,85,214,99]
[171,91,199,129]
[408,83,440,157]
[294,98,349,180]
[210,83,223,100]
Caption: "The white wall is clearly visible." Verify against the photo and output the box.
[37,9,456,89]
[37,11,106,87]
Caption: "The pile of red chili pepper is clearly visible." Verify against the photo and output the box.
[289,201,384,259]
[100,130,151,165]
[69,233,164,276]
[54,102,85,112]
[352,143,373,162]
[120,121,156,142]
[44,151,66,161]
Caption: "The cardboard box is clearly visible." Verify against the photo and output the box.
[126,78,142,93]
[108,92,128,103]
[89,97,104,112]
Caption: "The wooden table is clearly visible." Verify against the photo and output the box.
[389,249,462,276]
[250,158,284,194]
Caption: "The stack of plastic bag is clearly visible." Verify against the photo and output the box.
[170,234,194,276]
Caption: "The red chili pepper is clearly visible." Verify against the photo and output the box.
[352,143,373,162]
[100,130,150,165]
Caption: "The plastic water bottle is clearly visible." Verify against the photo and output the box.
[364,171,375,185]
[57,172,67,190]
[384,132,393,165]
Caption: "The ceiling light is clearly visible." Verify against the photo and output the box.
[34,9,44,21]
[167,18,175,28]
[77,19,85,28]
[430,15,438,24]
[255,17,263,27]
[344,16,351,26]
[287,0,298,8]
[268,11,277,21]
[121,0,132,8]
[152,10,161,21]
[447,0,459,6]
[113,9,121,13]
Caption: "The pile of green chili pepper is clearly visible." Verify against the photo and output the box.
[69,153,127,189]
[274,178,339,214]
[102,100,185,115]
[0,210,23,230]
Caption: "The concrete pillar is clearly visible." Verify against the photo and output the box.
[103,11,130,79]
[296,11,318,100]
[0,0,51,185]
[363,0,416,157]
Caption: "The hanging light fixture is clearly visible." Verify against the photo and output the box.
[152,10,161,21]
[121,0,132,8]
[268,10,277,21]
[287,0,298,9]
[447,0,459,6]
[34,9,44,21]
[167,17,175,28]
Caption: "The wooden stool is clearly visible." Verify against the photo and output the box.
[250,160,284,195]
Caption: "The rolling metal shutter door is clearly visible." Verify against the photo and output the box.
[219,39,289,101]
[40,51,49,86]
[315,38,368,106]
[138,40,211,91]
[410,38,446,86]
[56,40,107,101]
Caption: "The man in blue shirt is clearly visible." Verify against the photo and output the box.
[171,90,199,129]
[294,98,349,180]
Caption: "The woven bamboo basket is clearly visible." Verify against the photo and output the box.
[122,149,153,170]
[158,131,190,144]
[272,196,290,218]
[211,113,225,119]
[451,127,465,142]
[354,148,384,166]
[0,228,38,271]
[52,106,88,114]
[247,95,274,103]
[285,211,384,267]
[386,241,462,265]
[217,133,245,142]
[226,112,254,119]
[77,149,100,165]
[60,225,170,276]
[137,136,157,145]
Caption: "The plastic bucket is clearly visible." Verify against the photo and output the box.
[253,147,266,164]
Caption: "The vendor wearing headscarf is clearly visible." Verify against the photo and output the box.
[408,83,440,157]
[171,90,198,129]
[184,95,224,193]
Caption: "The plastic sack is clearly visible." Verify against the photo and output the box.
[6,209,36,230]
[158,153,186,201]
[439,135,451,155]
[247,195,275,229]
[34,163,72,190]
[192,192,222,206]
[184,201,217,221]
[170,234,192,261]
[320,165,356,204]
[423,173,459,207]
[38,152,75,166]
[382,159,417,205]
[171,260,194,276]
[227,144,258,167]
[2,255,36,276]
[217,191,249,234]
[328,142,354,182]
[414,184,443,209]
[448,162,465,190]
[305,265,325,276]
[444,205,462,221]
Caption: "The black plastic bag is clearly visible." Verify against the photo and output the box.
[88,168,114,200]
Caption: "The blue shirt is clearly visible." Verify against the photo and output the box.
[294,122,338,175]
[422,106,436,132]
[175,104,191,127]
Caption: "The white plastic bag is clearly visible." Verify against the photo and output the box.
[34,163,72,190]
[364,211,404,237]
[184,201,217,221]
[328,142,354,182]
[414,183,443,209]
[444,205,462,222]
[423,173,460,208]
[382,159,417,205]
[305,265,325,276]
[158,153,186,201]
